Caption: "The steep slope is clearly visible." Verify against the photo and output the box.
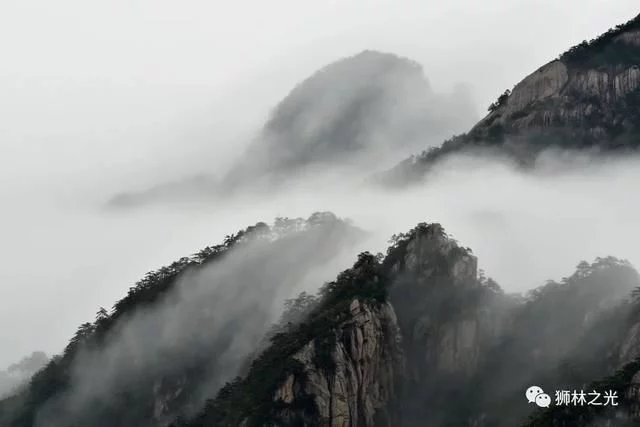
[382,13,640,186]
[176,223,512,426]
[180,252,403,427]
[176,225,640,427]
[457,258,640,427]
[4,218,640,426]
[0,213,362,427]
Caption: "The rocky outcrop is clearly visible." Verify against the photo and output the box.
[387,224,501,378]
[622,370,640,420]
[475,60,640,140]
[380,13,640,186]
[620,322,640,366]
[474,15,640,141]
[265,223,506,427]
[152,376,188,427]
[496,60,569,118]
[273,300,404,427]
[185,223,507,427]
[617,29,640,47]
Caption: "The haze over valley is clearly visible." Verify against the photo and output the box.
[2,2,640,426]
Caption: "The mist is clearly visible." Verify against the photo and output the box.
[2,0,640,394]
[6,144,639,369]
[25,215,364,426]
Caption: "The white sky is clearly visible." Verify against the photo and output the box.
[0,0,638,366]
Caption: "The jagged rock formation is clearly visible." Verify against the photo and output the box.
[272,300,404,427]
[7,17,640,425]
[177,223,509,427]
[384,224,510,427]
[4,217,640,427]
[382,13,640,186]
[176,224,640,427]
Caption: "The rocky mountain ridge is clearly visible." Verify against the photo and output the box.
[382,13,640,186]
[0,213,363,427]
[5,12,640,427]
[175,223,640,427]
[3,216,640,426]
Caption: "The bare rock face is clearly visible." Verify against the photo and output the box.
[617,29,640,46]
[383,224,506,427]
[614,315,640,421]
[479,61,640,135]
[153,376,187,427]
[474,17,640,145]
[387,224,499,378]
[624,371,640,420]
[501,60,569,115]
[273,300,404,427]
[263,223,504,427]
[619,322,640,366]
[381,14,640,187]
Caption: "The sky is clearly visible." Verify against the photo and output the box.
[0,0,639,367]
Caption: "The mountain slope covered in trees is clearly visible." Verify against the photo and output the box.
[6,12,640,427]
[4,219,640,426]
[0,213,363,427]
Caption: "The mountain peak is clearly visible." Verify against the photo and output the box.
[381,13,640,186]
[106,49,477,208]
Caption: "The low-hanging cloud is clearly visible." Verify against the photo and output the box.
[197,146,640,295]
[4,141,640,374]
[2,0,640,403]
[28,215,367,426]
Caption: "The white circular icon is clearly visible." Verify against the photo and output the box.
[525,385,544,403]
[535,393,551,408]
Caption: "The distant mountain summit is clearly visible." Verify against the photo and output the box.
[222,50,474,187]
[382,13,640,185]
[16,13,640,427]
[107,50,475,207]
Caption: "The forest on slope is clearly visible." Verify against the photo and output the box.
[2,9,640,427]
[3,219,640,426]
[0,213,363,427]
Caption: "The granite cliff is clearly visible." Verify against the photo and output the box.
[176,223,511,427]
[3,219,640,426]
[176,223,640,427]
[383,13,640,186]
[7,13,640,427]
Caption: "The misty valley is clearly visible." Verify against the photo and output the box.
[1,8,640,427]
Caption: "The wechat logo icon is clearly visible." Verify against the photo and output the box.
[526,385,551,408]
